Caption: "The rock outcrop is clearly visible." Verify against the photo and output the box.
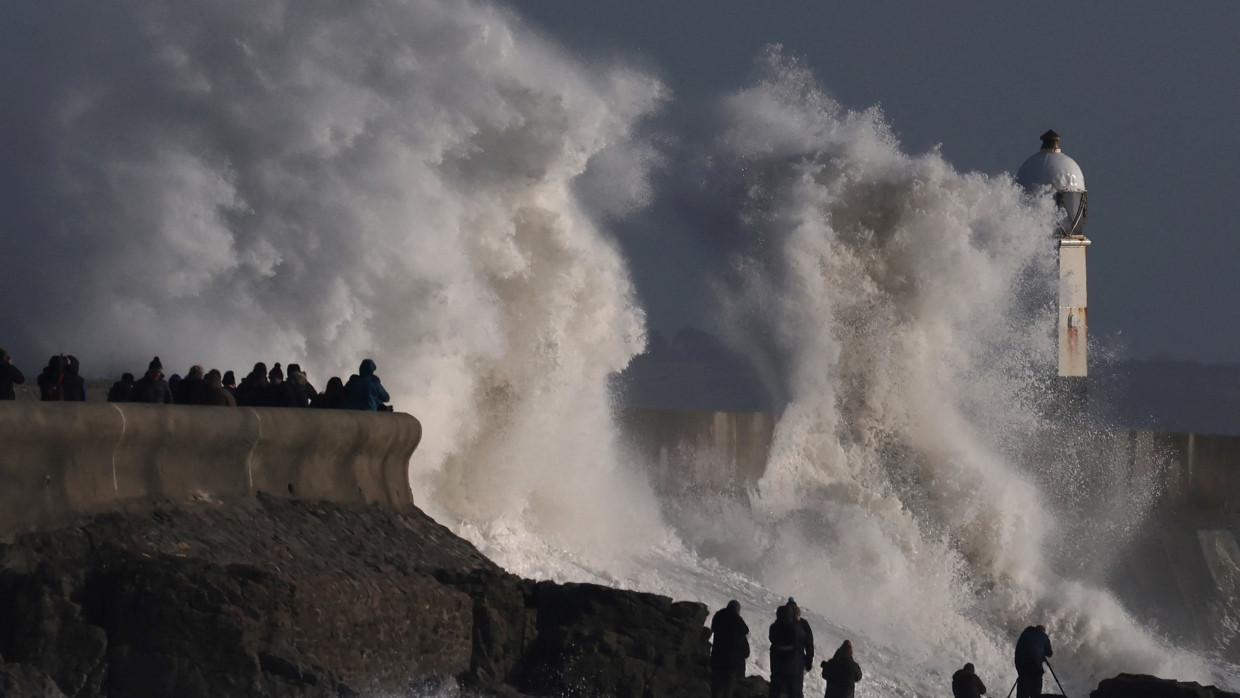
[0,495,738,697]
[1091,673,1240,698]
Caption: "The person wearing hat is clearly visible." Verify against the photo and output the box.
[710,600,749,698]
[262,363,298,407]
[769,598,813,697]
[952,662,986,698]
[0,348,24,400]
[130,357,172,403]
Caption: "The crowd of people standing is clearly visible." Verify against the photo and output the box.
[0,348,391,412]
[708,598,1054,698]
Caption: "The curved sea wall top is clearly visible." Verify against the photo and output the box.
[0,402,421,537]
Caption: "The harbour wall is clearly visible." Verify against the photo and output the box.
[0,402,421,537]
[619,407,1240,509]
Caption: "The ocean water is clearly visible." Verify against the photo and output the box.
[2,1,1236,695]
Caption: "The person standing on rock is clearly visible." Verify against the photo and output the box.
[769,599,813,698]
[710,599,749,698]
[952,662,986,698]
[1013,624,1052,698]
[820,640,862,698]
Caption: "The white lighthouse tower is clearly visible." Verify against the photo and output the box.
[1018,130,1090,381]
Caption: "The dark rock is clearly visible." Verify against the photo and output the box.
[0,662,69,698]
[515,581,711,696]
[0,497,721,697]
[1091,673,1240,698]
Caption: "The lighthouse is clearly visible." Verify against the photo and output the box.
[1017,130,1090,383]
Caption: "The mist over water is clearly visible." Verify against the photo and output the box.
[1,2,1231,695]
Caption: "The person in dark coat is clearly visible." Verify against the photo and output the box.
[0,348,24,400]
[312,376,347,409]
[60,354,86,401]
[821,640,862,698]
[234,362,269,406]
[769,599,812,698]
[1014,625,1052,698]
[710,600,750,698]
[343,359,390,411]
[286,364,316,407]
[952,662,986,698]
[222,370,237,396]
[130,357,173,404]
[200,369,236,406]
[107,373,135,402]
[175,365,205,404]
[261,364,298,407]
[37,355,67,401]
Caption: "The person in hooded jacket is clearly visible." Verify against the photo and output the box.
[107,373,135,402]
[951,662,986,698]
[1013,625,1052,698]
[60,355,86,401]
[130,357,173,404]
[37,355,67,401]
[0,348,24,400]
[769,599,812,698]
[820,640,862,698]
[710,600,750,698]
[344,359,390,411]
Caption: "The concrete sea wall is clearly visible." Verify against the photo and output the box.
[619,407,1240,509]
[0,402,420,536]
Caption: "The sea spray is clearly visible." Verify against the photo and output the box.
[677,49,1210,692]
[0,2,1229,694]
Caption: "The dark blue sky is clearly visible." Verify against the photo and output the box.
[509,1,1240,364]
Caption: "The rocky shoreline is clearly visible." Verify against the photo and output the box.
[0,495,733,697]
[0,495,1236,698]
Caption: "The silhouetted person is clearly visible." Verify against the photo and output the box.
[201,369,236,406]
[710,600,750,698]
[1014,625,1052,698]
[952,662,986,698]
[821,640,862,698]
[0,348,24,400]
[60,354,86,401]
[37,355,67,401]
[769,599,812,698]
[312,376,347,409]
[235,362,269,406]
[175,365,205,404]
[344,359,390,411]
[130,357,173,404]
[107,373,135,402]
[286,363,316,407]
[261,363,297,407]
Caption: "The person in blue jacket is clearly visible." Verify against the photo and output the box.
[344,358,390,411]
